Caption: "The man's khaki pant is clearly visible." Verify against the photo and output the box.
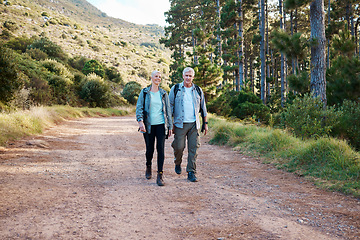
[171,122,200,173]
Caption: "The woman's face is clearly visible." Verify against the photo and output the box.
[152,72,161,86]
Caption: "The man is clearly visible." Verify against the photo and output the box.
[169,67,208,182]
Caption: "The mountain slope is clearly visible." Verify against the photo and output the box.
[0,0,171,85]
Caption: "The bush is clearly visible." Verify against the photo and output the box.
[79,73,111,107]
[25,48,48,60]
[332,100,360,150]
[122,81,142,104]
[68,55,89,71]
[105,66,123,84]
[28,37,68,61]
[282,94,339,139]
[48,75,74,105]
[0,46,23,104]
[3,20,18,31]
[5,35,35,53]
[208,90,270,122]
[41,59,74,80]
[82,59,105,78]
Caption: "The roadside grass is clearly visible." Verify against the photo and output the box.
[208,115,360,198]
[0,105,129,146]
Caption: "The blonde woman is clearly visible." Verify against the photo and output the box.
[136,70,172,186]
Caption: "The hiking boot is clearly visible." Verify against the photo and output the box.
[157,172,165,186]
[187,171,197,182]
[175,165,182,174]
[145,165,152,179]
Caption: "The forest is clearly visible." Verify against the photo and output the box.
[160,0,360,151]
[0,0,360,153]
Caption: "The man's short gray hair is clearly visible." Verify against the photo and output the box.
[182,67,195,76]
[151,70,161,78]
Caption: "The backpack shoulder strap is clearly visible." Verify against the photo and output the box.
[174,83,180,98]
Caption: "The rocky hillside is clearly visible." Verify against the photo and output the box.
[0,0,171,86]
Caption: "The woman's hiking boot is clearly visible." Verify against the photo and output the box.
[145,165,152,179]
[156,172,165,186]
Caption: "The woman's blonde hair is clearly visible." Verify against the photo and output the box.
[151,70,161,78]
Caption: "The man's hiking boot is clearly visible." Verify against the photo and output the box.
[145,165,151,179]
[187,171,197,182]
[175,165,182,174]
[157,172,165,186]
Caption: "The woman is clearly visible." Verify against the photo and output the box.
[136,70,172,186]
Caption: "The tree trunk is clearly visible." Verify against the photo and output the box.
[216,0,222,61]
[260,0,266,103]
[327,0,330,68]
[238,0,244,91]
[310,0,327,105]
[279,0,285,107]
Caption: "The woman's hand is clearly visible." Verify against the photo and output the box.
[138,121,146,133]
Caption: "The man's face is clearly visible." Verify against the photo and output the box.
[183,71,194,86]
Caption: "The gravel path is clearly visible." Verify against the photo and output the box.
[0,116,359,239]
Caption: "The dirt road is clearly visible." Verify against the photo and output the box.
[0,116,359,239]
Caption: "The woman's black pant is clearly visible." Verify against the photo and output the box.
[143,124,165,172]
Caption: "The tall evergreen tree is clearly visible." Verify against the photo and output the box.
[286,0,327,105]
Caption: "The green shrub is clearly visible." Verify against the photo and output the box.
[28,37,68,61]
[122,81,142,104]
[105,66,123,84]
[282,94,339,139]
[48,75,74,105]
[79,73,111,107]
[5,35,35,53]
[208,90,238,116]
[208,90,270,122]
[82,59,105,78]
[332,100,360,150]
[68,55,89,71]
[41,59,74,80]
[0,29,13,40]
[3,20,18,31]
[232,102,270,123]
[0,46,23,104]
[25,48,48,60]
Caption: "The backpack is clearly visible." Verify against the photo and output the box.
[173,83,206,132]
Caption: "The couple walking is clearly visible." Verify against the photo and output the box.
[136,67,208,186]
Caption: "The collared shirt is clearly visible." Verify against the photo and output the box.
[169,82,207,130]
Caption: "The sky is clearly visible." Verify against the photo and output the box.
[86,0,171,26]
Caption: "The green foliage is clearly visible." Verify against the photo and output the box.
[208,90,270,123]
[122,81,142,105]
[79,73,111,107]
[282,94,339,139]
[3,20,18,31]
[271,30,308,62]
[82,59,105,78]
[5,35,35,53]
[208,90,239,116]
[48,75,74,105]
[0,29,14,40]
[332,100,360,151]
[105,66,123,84]
[209,115,360,197]
[0,46,23,104]
[28,37,67,61]
[41,58,74,80]
[68,55,89,71]
[287,71,310,94]
[25,48,48,61]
